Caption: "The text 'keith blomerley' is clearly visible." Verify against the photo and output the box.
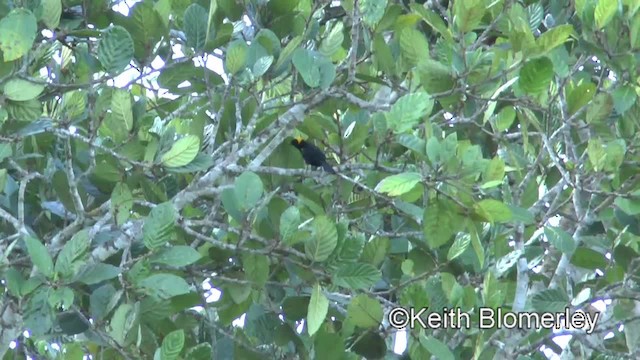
[388,307,600,334]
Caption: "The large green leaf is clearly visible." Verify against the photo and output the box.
[332,263,381,289]
[184,4,208,50]
[3,78,45,101]
[0,9,38,61]
[225,40,249,75]
[161,135,200,168]
[150,246,202,267]
[74,263,122,285]
[41,0,62,29]
[55,229,90,277]
[160,329,185,360]
[346,294,383,328]
[359,0,387,27]
[375,172,422,196]
[519,57,553,94]
[234,171,264,210]
[595,0,618,29]
[386,92,433,133]
[139,273,192,299]
[98,26,134,74]
[305,216,338,262]
[307,283,329,336]
[143,202,177,249]
[24,236,54,278]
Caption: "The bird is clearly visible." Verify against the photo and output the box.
[290,136,336,174]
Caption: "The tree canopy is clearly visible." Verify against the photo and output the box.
[1,0,640,359]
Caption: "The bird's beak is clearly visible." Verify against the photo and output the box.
[294,136,303,144]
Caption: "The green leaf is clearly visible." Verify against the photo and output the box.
[531,288,569,312]
[519,57,553,94]
[387,92,433,133]
[161,135,200,167]
[24,236,54,278]
[150,246,202,267]
[129,1,164,61]
[307,283,329,336]
[143,202,176,249]
[292,48,320,87]
[399,27,430,66]
[61,91,87,119]
[419,334,455,360]
[24,288,54,336]
[110,90,133,134]
[280,206,301,245]
[315,331,346,360]
[3,78,45,101]
[347,294,383,328]
[253,55,274,77]
[615,197,640,215]
[184,4,208,50]
[111,183,134,225]
[184,343,212,360]
[7,99,42,122]
[567,82,596,115]
[161,329,185,360]
[319,21,344,57]
[453,0,486,33]
[361,237,389,267]
[75,263,122,285]
[243,253,269,287]
[474,199,512,223]
[305,216,338,262]
[108,303,138,346]
[587,138,606,171]
[90,284,119,321]
[98,26,134,74]
[0,168,6,192]
[0,9,38,61]
[533,24,574,55]
[423,199,456,248]
[166,153,214,173]
[139,273,191,299]
[612,85,637,114]
[227,282,251,304]
[544,226,577,255]
[274,36,303,71]
[0,142,12,162]
[359,0,388,27]
[225,40,248,75]
[333,263,381,289]
[586,93,614,124]
[374,172,421,196]
[595,0,618,29]
[494,106,516,131]
[603,139,626,172]
[221,188,243,223]
[41,0,62,29]
[55,229,90,277]
[526,3,544,30]
[4,268,25,296]
[571,247,608,270]
[48,287,75,309]
[373,33,396,74]
[483,157,505,184]
[447,234,471,261]
[234,171,264,210]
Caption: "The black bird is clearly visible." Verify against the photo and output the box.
[290,136,336,174]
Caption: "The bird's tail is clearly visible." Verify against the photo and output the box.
[322,162,336,174]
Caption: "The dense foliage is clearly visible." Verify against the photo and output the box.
[2,0,640,358]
